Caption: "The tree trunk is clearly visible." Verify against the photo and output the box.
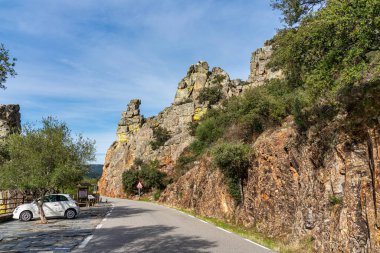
[37,196,48,224]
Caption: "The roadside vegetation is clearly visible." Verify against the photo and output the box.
[122,159,168,197]
[0,117,96,223]
[171,0,380,251]
[176,0,380,182]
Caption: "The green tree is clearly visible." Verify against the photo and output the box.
[271,0,325,27]
[269,0,380,130]
[212,143,250,205]
[0,44,17,89]
[122,159,167,195]
[0,117,95,223]
[150,126,171,150]
[198,86,224,105]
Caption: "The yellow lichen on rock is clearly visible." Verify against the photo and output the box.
[192,107,207,121]
[117,133,128,143]
[128,123,140,133]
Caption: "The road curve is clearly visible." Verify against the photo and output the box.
[73,197,274,253]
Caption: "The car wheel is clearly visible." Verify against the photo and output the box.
[65,209,76,219]
[20,211,33,221]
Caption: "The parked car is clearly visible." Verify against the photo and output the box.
[12,194,80,221]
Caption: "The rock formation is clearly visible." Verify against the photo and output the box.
[0,104,21,138]
[94,45,380,251]
[161,116,380,252]
[247,45,282,86]
[99,46,278,197]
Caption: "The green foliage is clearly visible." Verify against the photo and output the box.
[212,74,226,84]
[329,194,343,206]
[212,143,250,204]
[150,126,171,150]
[271,0,325,27]
[153,189,162,201]
[270,0,380,105]
[0,117,96,195]
[0,140,10,165]
[122,159,168,195]
[191,80,290,153]
[122,169,140,195]
[198,86,224,105]
[188,121,199,136]
[0,43,17,89]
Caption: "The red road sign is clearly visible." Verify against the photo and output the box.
[136,181,143,189]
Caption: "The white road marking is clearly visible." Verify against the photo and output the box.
[187,214,195,218]
[106,213,111,216]
[217,227,232,234]
[102,218,107,222]
[78,235,93,249]
[244,239,271,251]
[54,248,71,250]
[96,224,103,229]
[199,219,208,224]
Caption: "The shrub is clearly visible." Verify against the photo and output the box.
[329,194,342,206]
[153,189,162,201]
[212,143,250,204]
[150,126,171,150]
[188,121,199,136]
[188,79,290,157]
[198,86,224,105]
[212,74,226,84]
[122,159,168,195]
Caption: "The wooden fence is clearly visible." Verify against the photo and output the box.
[0,191,25,215]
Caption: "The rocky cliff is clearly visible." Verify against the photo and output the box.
[98,45,380,252]
[160,117,380,252]
[0,104,21,138]
[98,46,276,197]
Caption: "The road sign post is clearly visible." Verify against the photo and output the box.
[136,181,143,199]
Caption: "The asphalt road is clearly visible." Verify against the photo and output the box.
[73,197,274,253]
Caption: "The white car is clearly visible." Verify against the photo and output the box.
[13,194,80,221]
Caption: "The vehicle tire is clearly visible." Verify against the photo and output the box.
[65,209,77,219]
[19,211,33,221]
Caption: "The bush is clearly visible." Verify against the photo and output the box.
[269,0,380,131]
[122,159,168,195]
[188,121,199,136]
[329,194,342,206]
[153,189,162,201]
[212,74,226,84]
[188,80,290,157]
[150,126,171,150]
[198,86,224,105]
[212,143,250,204]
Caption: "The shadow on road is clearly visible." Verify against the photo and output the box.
[86,224,217,253]
[105,206,156,220]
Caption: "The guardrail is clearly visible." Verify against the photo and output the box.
[0,197,25,215]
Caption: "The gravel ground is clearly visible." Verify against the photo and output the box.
[0,203,111,253]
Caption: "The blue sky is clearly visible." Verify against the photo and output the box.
[0,0,281,164]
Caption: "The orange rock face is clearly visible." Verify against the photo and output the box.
[160,118,380,252]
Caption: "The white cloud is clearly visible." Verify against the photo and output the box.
[0,0,282,164]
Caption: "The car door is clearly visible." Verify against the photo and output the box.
[54,195,69,216]
[42,195,56,217]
